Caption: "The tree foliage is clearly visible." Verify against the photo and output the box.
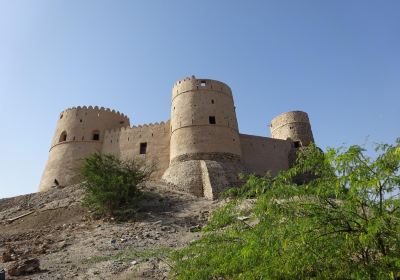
[171,140,400,280]
[81,153,152,216]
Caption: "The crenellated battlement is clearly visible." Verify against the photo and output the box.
[59,106,130,123]
[104,121,170,139]
[173,75,197,86]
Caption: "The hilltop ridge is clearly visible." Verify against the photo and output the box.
[0,182,219,279]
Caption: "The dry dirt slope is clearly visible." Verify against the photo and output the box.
[0,182,219,279]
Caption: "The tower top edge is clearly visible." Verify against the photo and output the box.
[59,106,130,121]
[172,76,232,94]
[270,110,311,126]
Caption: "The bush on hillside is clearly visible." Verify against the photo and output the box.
[81,153,153,217]
[171,141,400,280]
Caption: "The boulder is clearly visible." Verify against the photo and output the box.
[0,248,15,263]
[7,258,40,276]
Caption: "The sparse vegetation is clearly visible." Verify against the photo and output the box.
[81,153,153,217]
[171,141,400,280]
[84,247,172,264]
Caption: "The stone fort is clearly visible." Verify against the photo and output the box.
[39,76,314,199]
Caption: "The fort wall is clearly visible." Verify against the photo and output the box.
[240,134,292,176]
[38,77,316,199]
[102,121,170,179]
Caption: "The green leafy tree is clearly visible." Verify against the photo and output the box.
[171,140,400,280]
[81,153,152,216]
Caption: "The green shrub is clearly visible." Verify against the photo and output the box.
[171,141,400,280]
[81,153,152,216]
[222,174,273,198]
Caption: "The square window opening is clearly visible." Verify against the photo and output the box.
[294,141,301,148]
[209,116,216,124]
[200,81,206,87]
[92,133,100,141]
[140,142,147,154]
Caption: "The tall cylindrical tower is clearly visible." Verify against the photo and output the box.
[170,76,241,162]
[270,111,314,147]
[38,106,130,192]
[162,76,243,198]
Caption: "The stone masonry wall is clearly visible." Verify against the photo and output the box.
[161,160,204,197]
[102,121,170,179]
[240,134,292,176]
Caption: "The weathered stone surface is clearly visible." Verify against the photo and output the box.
[162,158,244,199]
[0,248,15,263]
[32,244,47,255]
[7,258,40,276]
[162,160,204,197]
[170,152,241,165]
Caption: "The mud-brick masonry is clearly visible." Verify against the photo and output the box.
[39,76,315,199]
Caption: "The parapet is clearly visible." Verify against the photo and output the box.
[104,121,170,138]
[59,106,130,124]
[172,76,232,100]
[49,105,130,149]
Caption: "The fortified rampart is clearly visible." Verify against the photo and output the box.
[102,121,170,179]
[39,76,316,199]
[239,134,292,176]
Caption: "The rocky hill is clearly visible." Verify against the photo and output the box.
[0,183,219,279]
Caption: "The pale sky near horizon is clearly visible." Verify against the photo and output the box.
[0,1,399,198]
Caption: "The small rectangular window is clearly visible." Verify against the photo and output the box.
[200,81,206,87]
[209,116,216,124]
[140,142,147,154]
[92,133,100,141]
[294,141,301,148]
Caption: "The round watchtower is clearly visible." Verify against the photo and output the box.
[163,76,243,198]
[270,111,314,147]
[38,106,130,192]
[170,76,241,163]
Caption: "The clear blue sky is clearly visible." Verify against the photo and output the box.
[0,1,399,198]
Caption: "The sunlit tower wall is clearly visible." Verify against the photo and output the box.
[163,76,243,198]
[170,76,241,161]
[38,106,130,192]
[270,111,314,147]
